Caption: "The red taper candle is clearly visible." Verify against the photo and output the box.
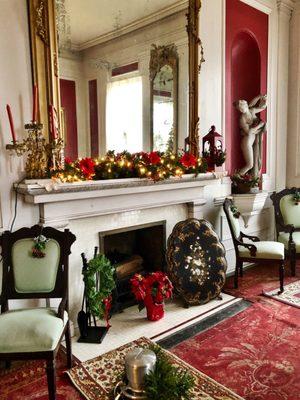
[32,84,38,122]
[49,105,58,140]
[6,104,17,142]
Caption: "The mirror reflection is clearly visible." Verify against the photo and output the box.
[56,0,188,159]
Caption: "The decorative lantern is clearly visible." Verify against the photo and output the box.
[202,125,225,172]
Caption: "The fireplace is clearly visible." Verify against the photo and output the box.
[99,221,166,311]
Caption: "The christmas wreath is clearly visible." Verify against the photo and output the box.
[83,254,116,323]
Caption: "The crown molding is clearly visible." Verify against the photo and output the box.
[277,0,296,15]
[72,0,188,52]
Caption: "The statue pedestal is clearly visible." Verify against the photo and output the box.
[232,191,269,228]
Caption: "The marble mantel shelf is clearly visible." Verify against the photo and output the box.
[15,173,223,227]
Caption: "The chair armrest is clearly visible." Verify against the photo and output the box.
[240,232,260,242]
[236,239,257,257]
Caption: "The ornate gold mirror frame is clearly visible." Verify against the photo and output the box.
[27,0,202,155]
[28,0,61,138]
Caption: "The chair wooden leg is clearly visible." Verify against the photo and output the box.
[46,357,57,400]
[234,260,240,289]
[239,260,243,277]
[290,247,296,277]
[5,361,11,369]
[278,260,285,294]
[65,321,72,369]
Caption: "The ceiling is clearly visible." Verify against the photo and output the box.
[60,0,187,50]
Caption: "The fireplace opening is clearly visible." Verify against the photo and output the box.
[99,221,166,311]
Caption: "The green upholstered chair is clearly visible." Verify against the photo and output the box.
[223,198,285,292]
[271,188,300,276]
[0,225,76,400]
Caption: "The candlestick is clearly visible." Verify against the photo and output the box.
[32,84,38,122]
[49,104,58,140]
[6,104,17,142]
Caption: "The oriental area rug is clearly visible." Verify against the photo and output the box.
[166,263,300,400]
[263,280,300,308]
[66,337,243,400]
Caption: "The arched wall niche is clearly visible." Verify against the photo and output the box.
[225,0,268,176]
[231,31,261,173]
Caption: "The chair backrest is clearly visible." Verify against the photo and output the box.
[271,188,300,233]
[223,198,241,240]
[0,225,76,310]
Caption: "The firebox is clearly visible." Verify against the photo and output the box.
[99,221,166,311]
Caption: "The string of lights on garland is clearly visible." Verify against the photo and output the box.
[52,150,208,183]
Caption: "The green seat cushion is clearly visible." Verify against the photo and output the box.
[0,308,67,353]
[278,232,300,252]
[238,241,285,260]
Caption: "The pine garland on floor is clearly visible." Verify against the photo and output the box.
[144,344,195,400]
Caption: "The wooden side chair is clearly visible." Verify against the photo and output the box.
[271,187,300,276]
[223,198,285,292]
[0,225,76,400]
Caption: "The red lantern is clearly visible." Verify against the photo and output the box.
[202,125,225,172]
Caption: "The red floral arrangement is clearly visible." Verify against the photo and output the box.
[131,272,173,321]
[79,157,96,179]
[179,152,197,168]
[148,151,161,165]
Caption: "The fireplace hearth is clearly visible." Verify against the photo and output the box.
[99,221,166,311]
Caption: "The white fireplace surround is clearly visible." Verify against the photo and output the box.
[15,173,225,323]
[16,174,221,227]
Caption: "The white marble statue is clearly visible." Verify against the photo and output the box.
[235,94,267,176]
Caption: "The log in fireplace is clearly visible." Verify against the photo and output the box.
[99,221,166,312]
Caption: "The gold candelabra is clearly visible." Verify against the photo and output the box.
[6,122,64,179]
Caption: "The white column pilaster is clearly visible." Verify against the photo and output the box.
[275,0,295,190]
[287,0,300,187]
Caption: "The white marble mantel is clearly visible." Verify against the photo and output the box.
[16,173,221,227]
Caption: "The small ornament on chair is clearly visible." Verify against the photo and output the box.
[32,235,49,258]
[293,191,300,205]
[230,205,241,219]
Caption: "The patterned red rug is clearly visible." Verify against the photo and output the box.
[171,262,300,400]
[0,351,83,400]
[171,301,300,400]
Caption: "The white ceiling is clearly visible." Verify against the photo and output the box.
[62,0,186,49]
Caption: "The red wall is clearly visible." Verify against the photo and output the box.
[226,0,268,174]
[89,80,99,157]
[60,79,78,160]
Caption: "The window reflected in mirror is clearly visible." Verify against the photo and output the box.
[153,65,174,152]
[106,75,143,152]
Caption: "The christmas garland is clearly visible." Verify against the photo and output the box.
[52,150,207,183]
[144,344,195,400]
[83,254,116,323]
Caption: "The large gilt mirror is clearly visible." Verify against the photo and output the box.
[28,0,202,158]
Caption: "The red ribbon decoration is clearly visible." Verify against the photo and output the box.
[103,295,112,328]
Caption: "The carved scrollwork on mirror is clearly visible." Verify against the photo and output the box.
[27,0,203,157]
[150,44,178,153]
[28,0,61,139]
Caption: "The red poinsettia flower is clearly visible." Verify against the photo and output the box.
[148,151,161,165]
[79,157,95,179]
[179,152,197,168]
[131,272,173,305]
